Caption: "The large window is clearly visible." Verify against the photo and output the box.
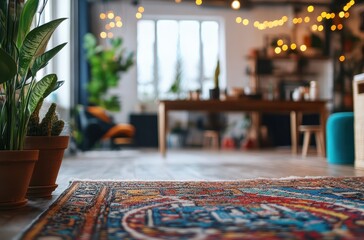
[137,19,220,101]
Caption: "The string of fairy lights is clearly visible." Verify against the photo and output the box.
[234,0,355,60]
[99,5,145,39]
[99,0,356,61]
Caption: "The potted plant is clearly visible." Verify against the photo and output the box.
[209,60,220,100]
[0,0,66,208]
[25,101,69,198]
[83,33,134,112]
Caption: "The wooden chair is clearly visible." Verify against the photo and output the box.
[299,125,325,157]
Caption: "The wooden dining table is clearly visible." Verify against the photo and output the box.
[158,99,329,157]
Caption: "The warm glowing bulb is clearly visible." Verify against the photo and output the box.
[304,17,310,23]
[312,24,318,31]
[321,12,327,18]
[236,17,242,23]
[105,24,111,30]
[107,32,114,38]
[138,6,145,13]
[109,22,115,28]
[231,0,240,10]
[317,16,323,22]
[337,24,343,30]
[254,21,259,27]
[115,16,121,22]
[277,39,284,46]
[345,12,350,18]
[100,13,106,20]
[175,0,182,3]
[116,21,123,27]
[136,12,142,19]
[293,18,298,24]
[282,44,288,51]
[242,19,249,25]
[339,55,345,62]
[331,25,337,31]
[343,6,349,11]
[107,12,114,19]
[100,32,107,39]
[196,0,202,6]
[339,11,345,18]
[275,47,282,54]
[297,18,303,23]
[318,25,324,31]
[282,16,288,22]
[300,45,307,52]
[331,13,335,18]
[290,43,297,50]
[307,5,314,12]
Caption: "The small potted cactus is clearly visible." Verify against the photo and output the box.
[24,100,69,198]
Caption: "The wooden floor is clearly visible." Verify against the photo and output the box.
[1,148,363,239]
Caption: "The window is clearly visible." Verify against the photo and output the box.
[137,19,220,101]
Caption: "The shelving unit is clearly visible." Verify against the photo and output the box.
[246,55,332,146]
[247,55,331,101]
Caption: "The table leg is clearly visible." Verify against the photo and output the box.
[290,111,299,155]
[158,103,167,157]
[320,108,328,158]
[250,112,261,148]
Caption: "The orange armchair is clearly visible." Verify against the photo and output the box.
[77,106,135,150]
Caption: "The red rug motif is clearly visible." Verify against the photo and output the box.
[22,177,364,239]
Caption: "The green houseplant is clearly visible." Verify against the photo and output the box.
[83,33,134,112]
[25,101,69,197]
[0,0,66,208]
[209,60,220,100]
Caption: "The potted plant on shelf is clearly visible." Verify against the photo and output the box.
[0,0,66,209]
[209,60,220,100]
[25,101,69,198]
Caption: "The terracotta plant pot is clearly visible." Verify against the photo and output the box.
[209,88,220,100]
[0,150,39,210]
[24,136,69,198]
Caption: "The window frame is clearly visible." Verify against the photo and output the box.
[137,16,223,101]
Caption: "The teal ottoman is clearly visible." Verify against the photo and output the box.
[326,112,355,165]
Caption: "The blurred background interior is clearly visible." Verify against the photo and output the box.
[45,0,364,152]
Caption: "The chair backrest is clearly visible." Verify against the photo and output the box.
[87,106,112,123]
[75,105,114,150]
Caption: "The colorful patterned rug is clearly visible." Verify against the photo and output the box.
[22,177,364,239]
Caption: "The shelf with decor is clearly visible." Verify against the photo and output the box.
[246,55,331,101]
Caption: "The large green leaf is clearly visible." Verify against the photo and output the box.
[31,42,67,76]
[0,5,6,44]
[16,0,39,48]
[43,80,64,99]
[28,74,57,115]
[0,1,6,16]
[18,18,66,77]
[0,48,17,83]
